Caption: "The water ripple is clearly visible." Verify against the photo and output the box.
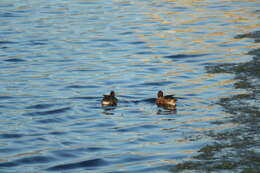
[0,41,18,45]
[164,54,208,60]
[0,156,55,168]
[25,107,71,116]
[26,103,54,109]
[4,58,26,62]
[47,158,107,171]
[0,133,23,139]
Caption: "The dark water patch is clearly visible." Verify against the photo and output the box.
[40,10,65,15]
[69,41,89,45]
[89,122,116,129]
[37,118,65,124]
[101,94,143,105]
[49,131,67,135]
[127,41,146,45]
[0,133,24,139]
[52,147,109,158]
[66,85,98,89]
[141,81,174,86]
[0,41,17,45]
[218,42,245,48]
[78,0,100,5]
[61,141,79,146]
[47,158,107,171]
[93,38,120,42]
[0,12,21,18]
[119,31,134,35]
[28,39,48,46]
[117,99,141,105]
[102,105,117,111]
[201,62,216,66]
[48,59,74,63]
[147,67,164,72]
[141,98,156,104]
[164,54,208,60]
[157,108,177,115]
[118,154,148,163]
[0,31,22,35]
[206,59,260,84]
[137,165,172,173]
[4,58,25,62]
[26,103,54,109]
[69,96,99,100]
[15,9,32,14]
[87,147,107,152]
[33,137,48,142]
[103,80,128,85]
[25,107,71,116]
[206,63,235,74]
[70,68,98,72]
[185,59,203,63]
[114,124,158,133]
[172,6,188,10]
[136,51,153,55]
[0,161,19,168]
[0,96,14,99]
[17,156,55,164]
[0,156,54,168]
[52,150,77,158]
[117,95,139,99]
[248,48,260,56]
[235,30,260,43]
[0,148,20,153]
[0,105,8,109]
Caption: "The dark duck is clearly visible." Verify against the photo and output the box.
[156,90,177,109]
[102,91,118,106]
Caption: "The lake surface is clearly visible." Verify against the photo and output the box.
[0,0,259,172]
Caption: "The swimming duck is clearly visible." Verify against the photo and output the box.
[156,90,177,109]
[102,91,118,106]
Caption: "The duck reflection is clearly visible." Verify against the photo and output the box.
[157,107,177,115]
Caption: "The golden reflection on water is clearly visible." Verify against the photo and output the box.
[132,0,259,56]
[179,149,197,154]
[129,151,167,156]
[178,116,225,124]
[189,122,238,132]
[161,159,178,165]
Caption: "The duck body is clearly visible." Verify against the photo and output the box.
[102,91,118,106]
[156,91,177,109]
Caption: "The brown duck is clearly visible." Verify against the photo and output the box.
[102,91,118,106]
[156,90,177,109]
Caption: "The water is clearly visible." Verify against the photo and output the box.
[0,0,259,172]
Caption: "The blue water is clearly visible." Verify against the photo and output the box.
[0,0,259,172]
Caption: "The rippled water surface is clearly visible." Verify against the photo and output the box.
[0,0,259,172]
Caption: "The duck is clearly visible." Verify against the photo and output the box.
[156,90,177,109]
[102,91,118,106]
